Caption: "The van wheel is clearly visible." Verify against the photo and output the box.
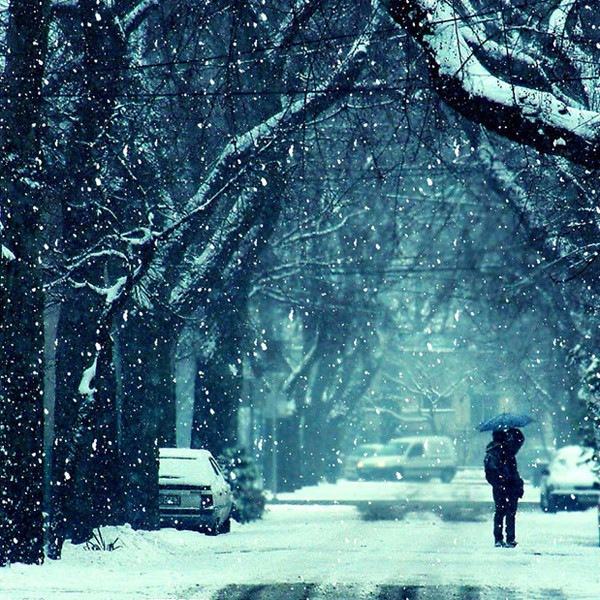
[440,468,455,483]
[541,488,557,513]
[219,516,231,534]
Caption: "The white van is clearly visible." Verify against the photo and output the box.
[356,435,457,482]
[158,448,233,534]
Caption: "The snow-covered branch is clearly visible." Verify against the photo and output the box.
[71,275,128,305]
[380,0,600,167]
[47,247,130,290]
[182,36,370,220]
[270,0,323,55]
[548,0,575,39]
[363,405,404,421]
[1,245,15,261]
[282,335,319,393]
[159,24,374,314]
[122,0,160,37]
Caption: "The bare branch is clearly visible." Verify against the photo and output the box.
[380,0,600,167]
[282,335,320,393]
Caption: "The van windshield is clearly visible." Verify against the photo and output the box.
[383,442,409,455]
[353,446,381,458]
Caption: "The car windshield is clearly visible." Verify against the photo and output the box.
[553,446,595,470]
[382,443,409,456]
[159,456,216,483]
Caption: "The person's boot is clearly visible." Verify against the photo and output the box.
[505,540,518,548]
[494,540,505,547]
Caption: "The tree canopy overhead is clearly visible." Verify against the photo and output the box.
[381,0,600,167]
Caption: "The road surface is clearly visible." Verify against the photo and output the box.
[3,501,598,599]
[180,583,568,599]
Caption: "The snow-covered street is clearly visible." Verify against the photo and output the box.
[1,503,599,599]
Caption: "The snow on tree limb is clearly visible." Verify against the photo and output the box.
[78,358,98,397]
[270,0,323,55]
[70,275,128,304]
[163,28,373,313]
[380,0,600,167]
[56,7,374,321]
[278,210,363,248]
[122,0,161,36]
[282,334,319,393]
[1,245,15,261]
[182,36,370,219]
[548,0,575,39]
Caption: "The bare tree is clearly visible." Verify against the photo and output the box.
[0,0,50,566]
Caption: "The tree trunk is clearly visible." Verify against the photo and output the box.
[47,0,130,555]
[0,0,50,566]
[121,312,177,530]
[49,292,102,553]
[0,198,46,565]
[192,309,241,455]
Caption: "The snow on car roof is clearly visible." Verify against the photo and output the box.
[388,435,453,445]
[554,445,595,462]
[159,447,213,459]
[351,443,385,451]
[159,448,217,485]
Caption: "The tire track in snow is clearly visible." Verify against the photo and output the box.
[377,584,568,599]
[213,583,315,600]
[196,583,569,600]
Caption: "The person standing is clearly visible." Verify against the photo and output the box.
[484,428,525,547]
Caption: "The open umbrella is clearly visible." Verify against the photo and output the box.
[478,412,535,432]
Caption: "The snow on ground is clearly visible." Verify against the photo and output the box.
[1,502,600,600]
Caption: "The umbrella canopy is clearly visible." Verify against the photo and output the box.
[478,412,535,432]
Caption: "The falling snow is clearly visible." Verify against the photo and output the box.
[1,2,600,598]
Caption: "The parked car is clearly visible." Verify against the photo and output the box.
[540,445,600,512]
[519,443,554,487]
[342,443,386,480]
[159,448,233,534]
[356,435,457,482]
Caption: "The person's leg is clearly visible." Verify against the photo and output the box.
[492,488,506,544]
[505,495,518,546]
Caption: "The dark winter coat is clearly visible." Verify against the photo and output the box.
[484,430,524,498]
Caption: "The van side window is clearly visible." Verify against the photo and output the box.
[408,444,425,458]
